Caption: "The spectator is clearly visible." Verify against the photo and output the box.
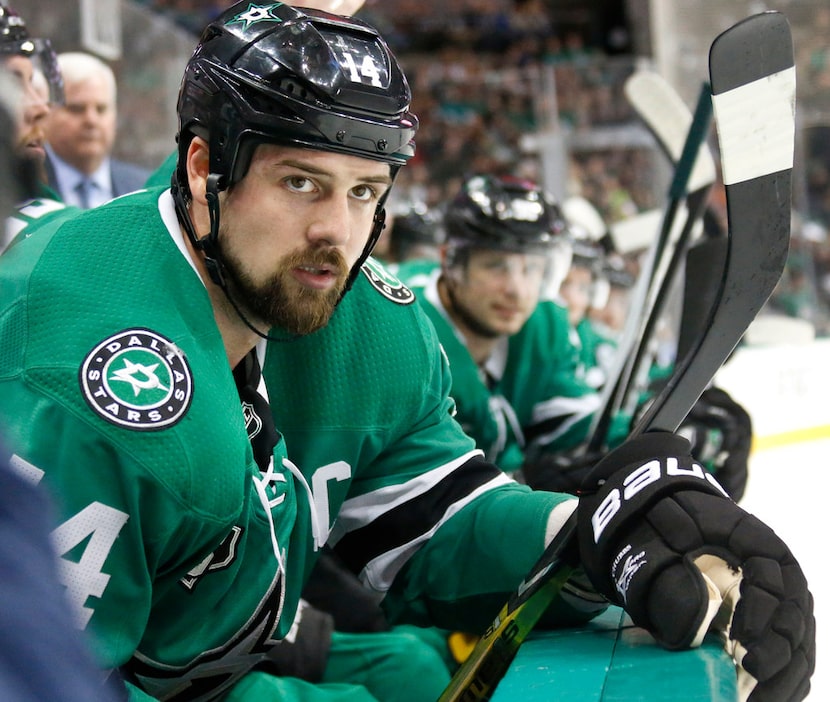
[43,51,150,209]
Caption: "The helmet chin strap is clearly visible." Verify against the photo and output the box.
[172,166,397,343]
[173,173,299,343]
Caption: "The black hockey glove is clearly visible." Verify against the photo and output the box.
[256,600,334,682]
[679,386,752,501]
[521,446,605,496]
[576,432,815,702]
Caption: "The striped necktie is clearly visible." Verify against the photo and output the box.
[75,178,93,209]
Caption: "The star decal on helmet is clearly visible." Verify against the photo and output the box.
[227,3,283,30]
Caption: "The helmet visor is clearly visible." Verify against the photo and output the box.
[0,37,63,105]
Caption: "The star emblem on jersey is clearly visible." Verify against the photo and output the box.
[227,3,283,30]
[361,257,415,305]
[80,329,193,431]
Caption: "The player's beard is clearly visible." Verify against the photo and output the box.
[219,242,350,336]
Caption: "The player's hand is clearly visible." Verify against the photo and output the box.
[679,386,752,501]
[521,446,604,495]
[575,432,815,702]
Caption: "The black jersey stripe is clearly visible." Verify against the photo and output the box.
[523,393,601,445]
[333,455,505,577]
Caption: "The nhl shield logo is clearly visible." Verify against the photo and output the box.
[241,401,263,440]
[80,328,193,431]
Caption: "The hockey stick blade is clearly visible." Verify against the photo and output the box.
[438,12,794,702]
[616,84,720,424]
[635,10,793,433]
[621,70,721,392]
[616,82,716,421]
[624,70,717,192]
[588,78,714,451]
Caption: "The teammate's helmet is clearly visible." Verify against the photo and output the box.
[569,227,605,275]
[0,4,63,104]
[174,1,418,195]
[443,174,570,268]
[388,202,443,259]
[391,204,441,244]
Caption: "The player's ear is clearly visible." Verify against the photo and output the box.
[186,136,211,206]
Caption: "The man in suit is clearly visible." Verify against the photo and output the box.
[43,51,150,209]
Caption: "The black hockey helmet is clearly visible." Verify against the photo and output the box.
[0,3,63,105]
[569,226,605,275]
[171,1,418,305]
[443,174,570,268]
[391,203,442,244]
[174,1,417,196]
[387,201,443,258]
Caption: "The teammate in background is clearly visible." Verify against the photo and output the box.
[407,173,617,473]
[550,203,752,502]
[0,4,813,702]
[0,2,69,253]
[377,200,443,269]
[588,252,635,339]
[556,224,617,390]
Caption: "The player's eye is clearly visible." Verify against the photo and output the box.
[351,183,378,202]
[284,176,315,193]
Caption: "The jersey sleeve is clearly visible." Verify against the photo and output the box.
[505,301,605,455]
[381,478,606,633]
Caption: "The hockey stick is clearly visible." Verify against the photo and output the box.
[438,12,794,701]
[586,78,715,451]
[615,79,720,420]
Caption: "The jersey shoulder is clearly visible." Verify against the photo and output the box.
[264,256,447,431]
[0,190,250,516]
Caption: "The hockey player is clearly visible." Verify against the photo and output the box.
[406,173,621,472]
[548,208,752,502]
[556,223,617,390]
[0,4,813,702]
[0,3,70,253]
[379,201,443,268]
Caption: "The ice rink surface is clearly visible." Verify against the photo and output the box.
[738,439,827,701]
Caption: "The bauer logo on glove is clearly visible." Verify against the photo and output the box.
[589,453,729,544]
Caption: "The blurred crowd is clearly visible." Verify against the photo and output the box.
[24,0,830,336]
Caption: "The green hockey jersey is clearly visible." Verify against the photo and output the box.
[0,188,599,701]
[410,276,603,471]
[2,184,73,253]
[572,316,618,390]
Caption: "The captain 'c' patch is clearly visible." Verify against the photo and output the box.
[80,328,193,431]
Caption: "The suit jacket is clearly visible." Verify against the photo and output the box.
[43,153,152,205]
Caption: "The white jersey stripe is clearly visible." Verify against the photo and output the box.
[357,471,515,592]
[328,448,484,545]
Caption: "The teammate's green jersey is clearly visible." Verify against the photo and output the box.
[572,316,618,390]
[2,183,72,253]
[409,276,602,472]
[0,187,601,701]
[388,257,440,290]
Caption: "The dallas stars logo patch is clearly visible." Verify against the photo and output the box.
[227,3,283,30]
[362,257,415,305]
[80,329,193,431]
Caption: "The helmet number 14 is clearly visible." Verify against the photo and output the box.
[340,51,382,87]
